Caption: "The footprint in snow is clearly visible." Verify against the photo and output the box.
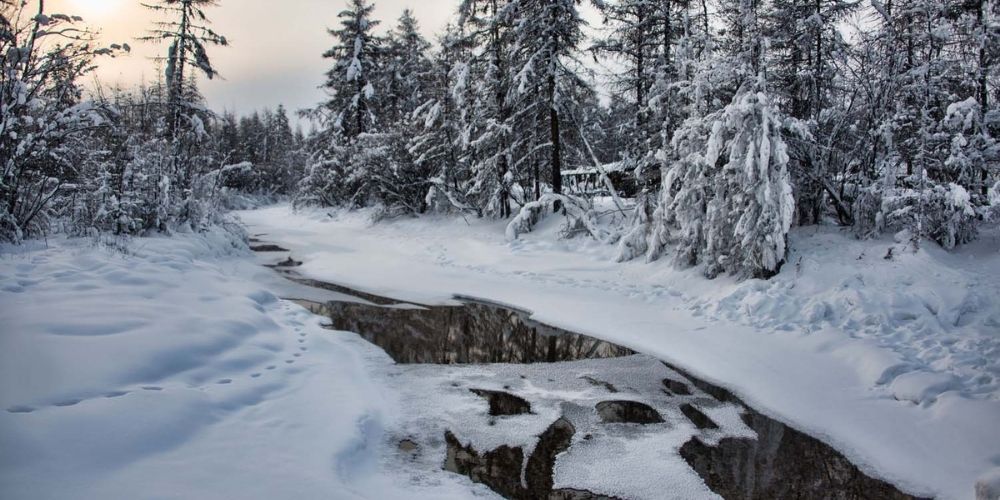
[54,399,81,407]
[217,379,233,385]
[266,365,276,370]
[285,360,295,364]
[105,391,129,398]
[142,386,163,391]
[6,405,35,414]
[300,347,308,351]
[251,373,261,378]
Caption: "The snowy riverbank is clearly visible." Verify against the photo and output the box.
[1,205,997,499]
[236,204,1000,500]
[0,230,490,499]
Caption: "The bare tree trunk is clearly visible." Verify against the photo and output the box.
[490,0,511,218]
[978,0,990,196]
[549,72,562,213]
[168,0,190,138]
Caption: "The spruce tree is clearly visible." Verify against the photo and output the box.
[318,0,382,139]
[140,0,228,137]
[458,0,518,217]
[508,0,590,211]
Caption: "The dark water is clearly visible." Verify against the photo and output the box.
[290,293,634,364]
[261,250,927,500]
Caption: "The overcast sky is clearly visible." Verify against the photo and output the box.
[46,0,604,127]
[45,0,462,127]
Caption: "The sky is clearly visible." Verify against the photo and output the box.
[46,1,606,127]
[47,0,462,127]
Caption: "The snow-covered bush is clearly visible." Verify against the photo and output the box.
[294,144,352,209]
[615,193,653,263]
[852,186,884,240]
[880,183,979,249]
[0,6,127,241]
[506,193,612,243]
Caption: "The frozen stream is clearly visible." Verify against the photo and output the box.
[252,240,924,500]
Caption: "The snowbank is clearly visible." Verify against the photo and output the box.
[0,230,489,499]
[236,204,1000,500]
[683,226,1000,405]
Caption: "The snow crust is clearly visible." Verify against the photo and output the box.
[236,204,1000,500]
[388,355,753,500]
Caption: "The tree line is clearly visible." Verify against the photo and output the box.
[1,0,304,241]
[2,0,998,279]
[300,0,999,278]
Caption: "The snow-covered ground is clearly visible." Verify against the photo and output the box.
[0,231,493,500]
[2,204,998,499]
[234,204,1000,500]
[388,353,757,500]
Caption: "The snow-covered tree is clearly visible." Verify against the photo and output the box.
[383,9,433,126]
[704,77,797,278]
[139,0,228,137]
[457,0,519,217]
[317,0,382,139]
[764,0,857,225]
[631,0,799,278]
[506,0,591,211]
[0,1,125,241]
[411,24,475,213]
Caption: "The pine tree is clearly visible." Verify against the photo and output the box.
[640,4,721,265]
[765,0,857,225]
[411,24,474,213]
[139,0,228,137]
[601,0,714,263]
[458,0,518,217]
[592,0,662,171]
[317,0,382,139]
[383,9,433,126]
[507,0,590,212]
[704,0,798,278]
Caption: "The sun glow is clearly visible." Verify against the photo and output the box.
[68,0,123,20]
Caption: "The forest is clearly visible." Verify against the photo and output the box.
[2,0,998,281]
[3,2,1000,499]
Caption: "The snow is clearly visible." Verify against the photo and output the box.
[977,468,1000,500]
[0,231,492,500]
[235,204,1000,500]
[389,354,753,500]
[3,203,997,499]
[950,183,975,215]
